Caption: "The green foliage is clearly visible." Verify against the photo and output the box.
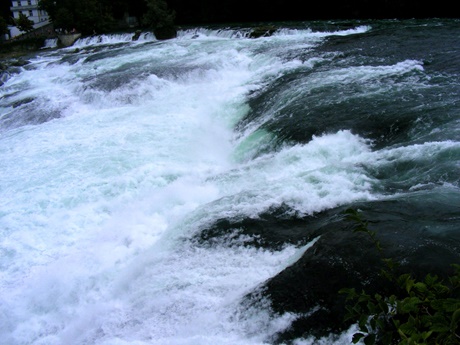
[54,7,75,29]
[340,209,460,345]
[36,0,189,35]
[142,0,175,29]
[0,16,7,36]
[38,0,177,36]
[15,13,34,33]
[39,0,116,34]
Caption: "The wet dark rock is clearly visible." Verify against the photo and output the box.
[236,195,460,343]
[11,97,34,108]
[0,101,62,130]
[264,230,387,342]
[249,26,277,38]
[132,30,142,41]
[154,26,177,40]
[263,222,458,342]
[9,59,30,67]
[194,206,324,250]
[0,61,27,86]
[195,192,460,342]
[58,33,82,47]
[0,59,30,71]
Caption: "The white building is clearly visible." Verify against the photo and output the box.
[9,0,50,37]
[11,0,50,25]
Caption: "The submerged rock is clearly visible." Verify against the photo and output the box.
[195,205,319,250]
[263,230,386,342]
[11,97,35,108]
[262,198,460,342]
[0,58,30,70]
[9,59,30,67]
[195,193,460,342]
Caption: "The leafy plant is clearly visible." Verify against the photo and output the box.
[39,0,116,34]
[0,16,8,36]
[340,209,460,345]
[142,0,175,29]
[15,13,34,33]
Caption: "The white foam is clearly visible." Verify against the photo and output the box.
[42,38,58,49]
[200,130,377,222]
[72,32,156,48]
[0,24,386,345]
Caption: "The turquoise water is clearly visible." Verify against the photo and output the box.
[0,19,459,345]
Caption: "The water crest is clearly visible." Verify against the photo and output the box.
[1,20,459,345]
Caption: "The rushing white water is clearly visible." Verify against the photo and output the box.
[4,23,450,344]
[42,38,59,49]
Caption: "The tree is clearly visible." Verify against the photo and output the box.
[54,7,74,30]
[142,0,176,39]
[0,16,8,36]
[15,13,34,33]
[39,0,116,35]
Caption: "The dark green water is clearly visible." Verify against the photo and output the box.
[0,18,459,345]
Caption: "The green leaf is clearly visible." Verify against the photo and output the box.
[375,318,385,331]
[430,323,450,333]
[363,333,376,345]
[405,279,415,294]
[352,333,365,344]
[443,299,460,312]
[338,211,460,345]
[433,283,450,295]
[397,274,415,293]
[367,301,377,314]
[451,308,460,330]
[422,330,433,340]
[339,287,358,300]
[380,332,393,345]
[359,315,369,332]
[381,269,393,282]
[358,293,371,303]
[413,282,428,294]
[369,316,376,330]
[399,321,417,336]
[424,273,438,286]
[399,297,422,313]
[344,208,362,222]
[382,258,399,270]
[430,299,444,311]
[378,298,389,314]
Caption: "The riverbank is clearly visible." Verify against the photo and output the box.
[0,37,48,59]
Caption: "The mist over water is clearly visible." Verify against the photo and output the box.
[1,19,459,345]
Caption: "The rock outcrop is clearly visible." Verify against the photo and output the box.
[58,33,81,47]
[154,26,177,40]
[249,26,277,38]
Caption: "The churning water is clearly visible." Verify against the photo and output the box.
[1,19,459,345]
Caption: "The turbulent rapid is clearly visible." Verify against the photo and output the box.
[1,19,459,345]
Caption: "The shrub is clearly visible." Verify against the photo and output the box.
[15,13,34,33]
[340,209,460,345]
